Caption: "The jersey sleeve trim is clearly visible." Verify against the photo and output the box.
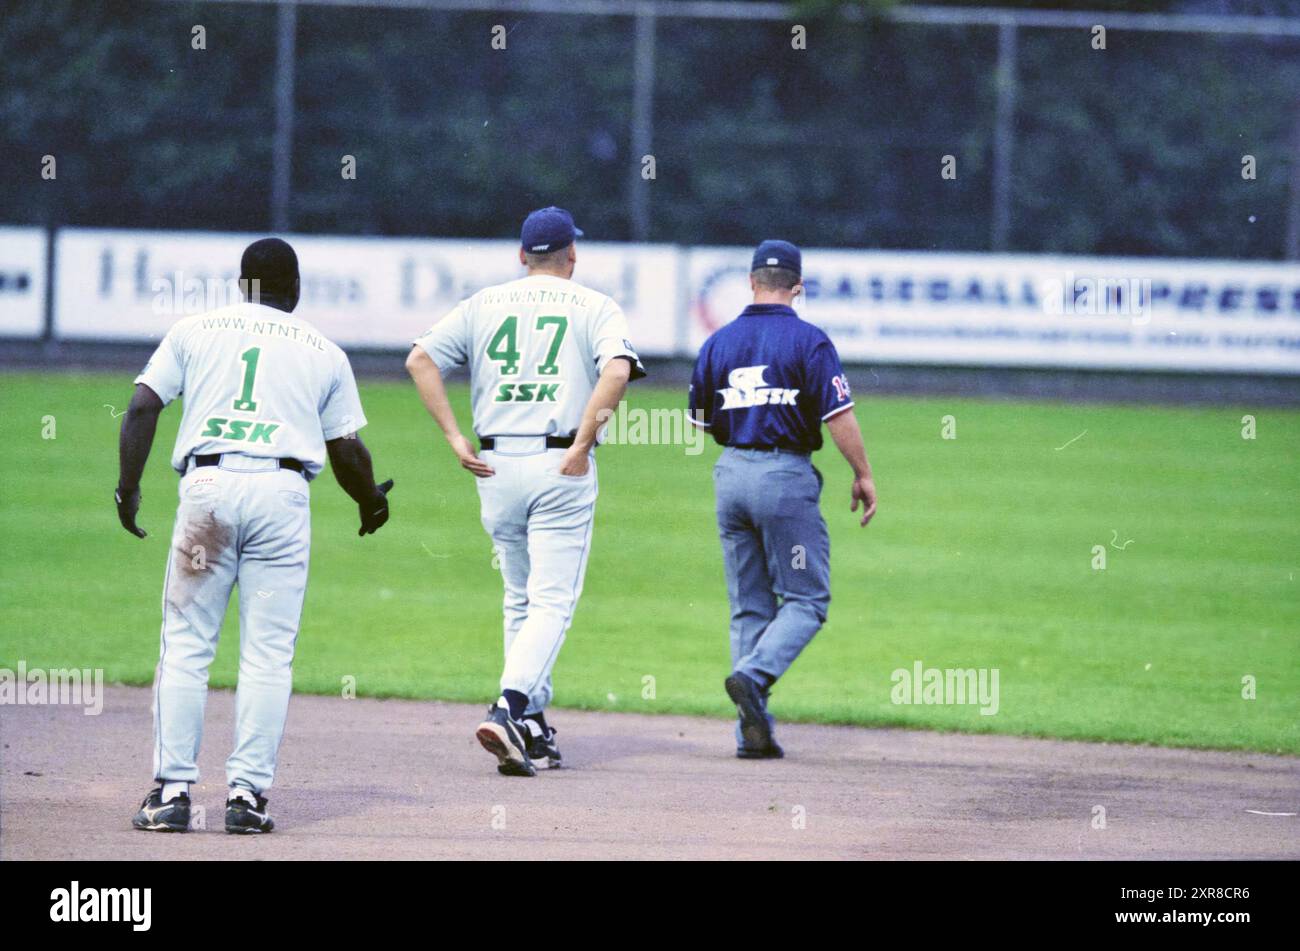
[322,412,368,441]
[131,375,178,403]
[822,402,855,422]
[608,353,648,381]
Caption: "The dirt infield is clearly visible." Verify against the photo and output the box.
[2,686,1296,860]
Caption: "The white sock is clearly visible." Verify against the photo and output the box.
[229,786,258,806]
[161,781,188,802]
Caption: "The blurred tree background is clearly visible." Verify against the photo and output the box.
[1,0,1296,258]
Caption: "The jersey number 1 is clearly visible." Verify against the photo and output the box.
[233,347,261,412]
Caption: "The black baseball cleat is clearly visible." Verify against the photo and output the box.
[225,790,275,834]
[524,720,563,770]
[476,705,537,777]
[737,741,785,760]
[131,786,191,832]
[725,671,775,751]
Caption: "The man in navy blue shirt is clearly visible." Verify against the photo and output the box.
[690,240,878,758]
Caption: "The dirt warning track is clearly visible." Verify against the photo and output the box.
[2,686,1296,860]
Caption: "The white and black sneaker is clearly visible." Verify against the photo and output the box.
[476,704,537,777]
[225,789,274,834]
[524,719,563,770]
[131,786,191,832]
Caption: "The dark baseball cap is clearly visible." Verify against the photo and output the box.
[751,239,802,277]
[521,206,584,254]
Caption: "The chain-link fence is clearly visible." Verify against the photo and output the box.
[3,0,1298,258]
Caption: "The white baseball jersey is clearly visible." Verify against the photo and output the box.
[136,302,367,479]
[414,273,645,438]
[415,271,644,724]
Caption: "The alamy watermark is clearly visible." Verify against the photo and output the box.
[1041,273,1154,324]
[890,661,999,716]
[151,274,265,316]
[0,662,104,715]
[50,882,150,931]
[597,401,706,456]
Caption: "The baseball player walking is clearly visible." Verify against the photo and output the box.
[690,240,877,758]
[116,238,394,833]
[406,206,644,776]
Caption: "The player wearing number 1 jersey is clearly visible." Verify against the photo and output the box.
[406,207,645,777]
[116,238,393,834]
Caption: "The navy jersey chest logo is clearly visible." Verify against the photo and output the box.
[718,364,800,410]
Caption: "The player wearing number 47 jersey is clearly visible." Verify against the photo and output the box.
[407,206,645,776]
[116,238,394,833]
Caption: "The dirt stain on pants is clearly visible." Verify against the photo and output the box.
[167,508,234,610]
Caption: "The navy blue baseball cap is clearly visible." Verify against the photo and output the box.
[521,206,584,254]
[751,239,802,276]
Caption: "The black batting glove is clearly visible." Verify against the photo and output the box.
[358,478,394,536]
[114,485,147,538]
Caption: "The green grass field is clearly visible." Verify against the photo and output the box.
[1,371,1297,754]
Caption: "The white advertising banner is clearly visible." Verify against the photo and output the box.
[0,227,48,338]
[688,248,1300,375]
[52,229,680,355]
[45,229,1300,374]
